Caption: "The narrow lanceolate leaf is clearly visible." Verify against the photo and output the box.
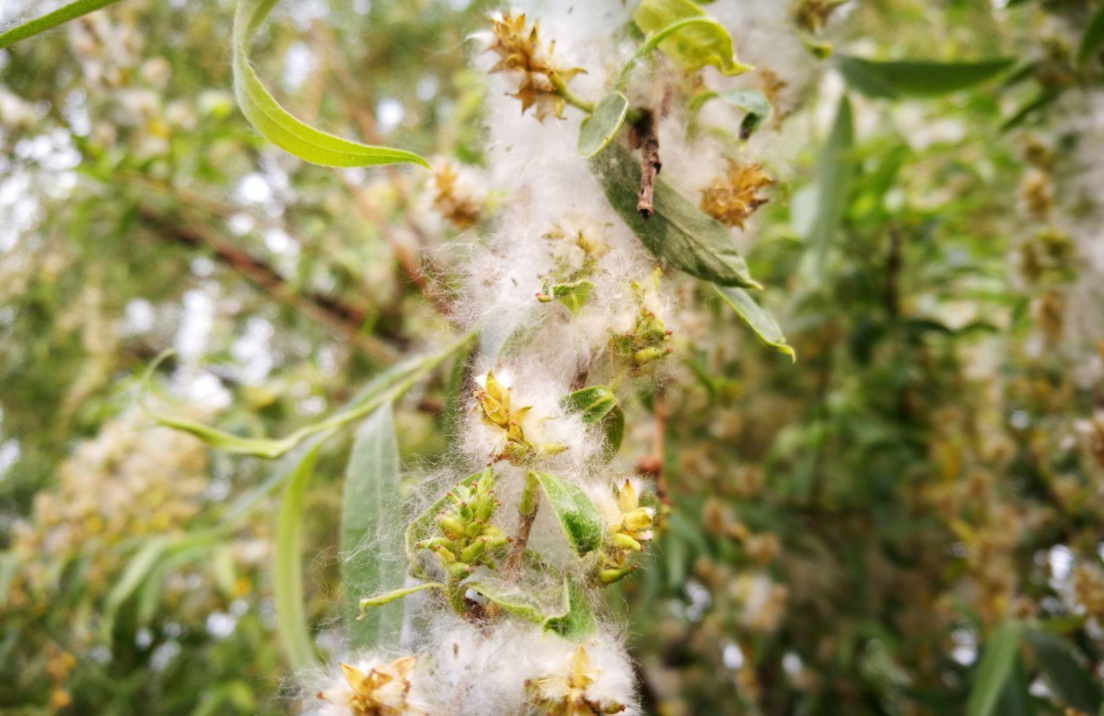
[342,404,405,651]
[714,286,795,361]
[591,142,761,289]
[531,472,604,557]
[578,93,629,158]
[997,656,1034,716]
[631,0,751,77]
[542,576,597,641]
[966,622,1022,716]
[562,386,625,458]
[0,0,128,50]
[233,0,428,168]
[836,56,1015,99]
[1078,5,1104,67]
[804,95,854,274]
[1024,631,1103,714]
[102,538,168,632]
[273,442,323,669]
[148,332,474,459]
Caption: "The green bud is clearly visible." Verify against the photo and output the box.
[461,538,488,563]
[438,516,468,541]
[599,566,636,585]
[633,346,672,366]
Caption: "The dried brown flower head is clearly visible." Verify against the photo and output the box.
[526,645,626,716]
[429,163,482,228]
[318,656,424,716]
[486,13,584,121]
[700,161,775,229]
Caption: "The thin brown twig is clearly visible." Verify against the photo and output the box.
[634,108,662,220]
[135,205,399,364]
[637,385,670,505]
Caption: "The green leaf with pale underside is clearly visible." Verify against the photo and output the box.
[562,386,625,458]
[579,93,629,158]
[531,471,604,557]
[715,286,795,361]
[342,404,405,650]
[273,442,323,669]
[591,142,761,289]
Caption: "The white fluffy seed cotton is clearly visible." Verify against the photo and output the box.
[306,3,835,714]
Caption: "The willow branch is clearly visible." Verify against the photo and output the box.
[135,205,399,364]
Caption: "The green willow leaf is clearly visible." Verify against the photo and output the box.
[1024,631,1103,714]
[591,142,761,289]
[233,0,428,168]
[837,56,1015,99]
[803,94,853,275]
[542,576,596,641]
[997,657,1034,716]
[966,622,1022,716]
[561,386,625,458]
[102,538,168,633]
[549,280,594,315]
[578,93,629,158]
[146,332,474,459]
[632,0,751,77]
[0,0,128,50]
[273,442,323,669]
[689,89,773,139]
[342,404,405,651]
[1078,5,1104,66]
[714,286,795,361]
[465,579,550,624]
[1000,89,1060,132]
[531,471,604,557]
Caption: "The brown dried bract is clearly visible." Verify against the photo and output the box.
[700,161,775,229]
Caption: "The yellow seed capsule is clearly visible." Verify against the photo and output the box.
[617,480,638,513]
[611,533,643,552]
[623,507,655,534]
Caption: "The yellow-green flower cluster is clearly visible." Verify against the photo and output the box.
[598,480,655,585]
[473,371,565,464]
[414,470,509,581]
[609,272,673,375]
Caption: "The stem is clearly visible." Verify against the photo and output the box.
[503,472,542,578]
[551,74,596,114]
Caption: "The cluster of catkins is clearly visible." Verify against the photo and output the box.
[308,2,829,714]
